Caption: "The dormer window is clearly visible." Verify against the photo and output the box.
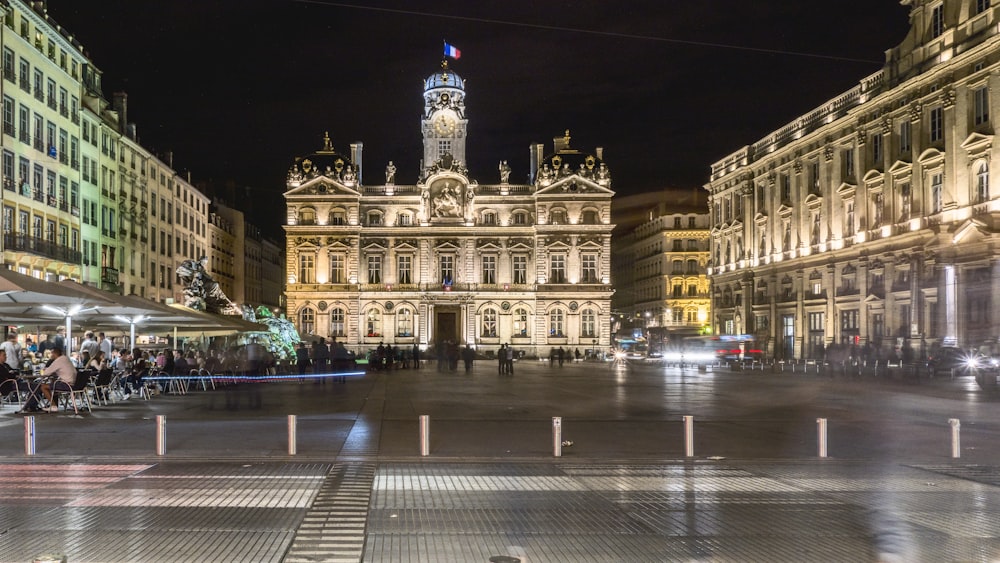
[398,213,412,226]
[512,211,528,225]
[549,209,567,225]
[367,211,383,226]
[329,210,346,225]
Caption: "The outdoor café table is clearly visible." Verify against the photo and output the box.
[18,372,52,410]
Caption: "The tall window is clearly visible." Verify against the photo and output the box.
[513,308,529,336]
[512,255,527,284]
[899,120,911,154]
[872,193,883,227]
[397,308,413,337]
[844,148,855,178]
[581,254,598,282]
[549,254,566,283]
[481,255,496,284]
[330,308,345,337]
[481,308,497,337]
[549,309,565,337]
[872,133,883,164]
[974,86,990,126]
[977,162,990,202]
[299,308,315,335]
[930,107,943,142]
[397,255,411,284]
[931,4,944,38]
[900,183,911,220]
[367,254,382,284]
[581,309,596,337]
[1,95,11,137]
[977,0,991,14]
[299,254,315,283]
[366,309,381,337]
[440,254,454,284]
[845,202,855,233]
[780,173,791,202]
[931,172,943,212]
[330,254,344,283]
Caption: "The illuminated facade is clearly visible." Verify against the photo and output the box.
[612,194,711,336]
[706,0,1000,358]
[284,61,615,355]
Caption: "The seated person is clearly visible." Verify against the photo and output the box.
[0,348,30,403]
[22,347,76,413]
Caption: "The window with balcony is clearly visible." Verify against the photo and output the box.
[976,162,989,202]
[581,253,598,283]
[482,255,496,284]
[929,106,943,143]
[368,255,382,284]
[931,172,943,212]
[440,254,454,285]
[512,255,527,284]
[396,255,411,284]
[549,254,566,283]
[329,210,346,225]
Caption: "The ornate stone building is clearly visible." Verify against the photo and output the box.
[612,192,711,337]
[283,61,615,355]
[706,0,1000,359]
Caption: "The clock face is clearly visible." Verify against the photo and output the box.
[434,114,456,135]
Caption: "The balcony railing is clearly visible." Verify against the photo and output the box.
[835,287,861,297]
[101,266,119,285]
[3,233,82,263]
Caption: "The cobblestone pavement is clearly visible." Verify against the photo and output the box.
[1,361,999,562]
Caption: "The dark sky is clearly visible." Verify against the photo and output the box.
[48,1,911,238]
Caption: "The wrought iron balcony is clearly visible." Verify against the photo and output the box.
[3,233,82,263]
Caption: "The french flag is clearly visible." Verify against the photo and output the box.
[444,42,461,59]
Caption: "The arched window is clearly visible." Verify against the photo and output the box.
[977,162,990,202]
[686,259,698,274]
[512,211,528,225]
[513,307,529,337]
[481,211,497,225]
[396,308,413,337]
[330,308,345,337]
[329,209,346,225]
[581,209,599,224]
[481,308,498,337]
[367,211,383,226]
[299,307,315,335]
[549,309,565,337]
[365,309,381,337]
[581,309,596,337]
[549,209,567,224]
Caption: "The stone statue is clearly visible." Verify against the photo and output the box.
[176,256,241,315]
[433,184,462,217]
[539,163,555,186]
[342,165,356,185]
[287,164,303,183]
[499,160,511,184]
[597,162,612,186]
[386,161,397,184]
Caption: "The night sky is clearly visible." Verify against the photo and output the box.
[49,1,911,238]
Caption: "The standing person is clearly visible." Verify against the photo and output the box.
[436,341,446,373]
[498,344,506,375]
[506,344,515,376]
[311,338,329,384]
[52,327,66,355]
[79,331,99,361]
[97,332,113,360]
[575,348,582,362]
[0,333,21,371]
[462,344,475,373]
[412,344,421,370]
[558,346,565,367]
[295,341,310,381]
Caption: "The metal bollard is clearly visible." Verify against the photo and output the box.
[817,418,828,458]
[155,415,166,456]
[683,415,694,457]
[24,416,35,456]
[287,415,297,455]
[949,418,961,458]
[419,415,430,456]
[552,417,562,457]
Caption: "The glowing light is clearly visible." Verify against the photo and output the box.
[856,232,866,243]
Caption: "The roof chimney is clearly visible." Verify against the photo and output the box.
[112,92,128,135]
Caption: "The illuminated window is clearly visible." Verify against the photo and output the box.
[482,255,496,284]
[299,308,315,335]
[397,255,411,284]
[481,308,497,337]
[513,308,529,336]
[299,254,315,284]
[367,255,382,284]
[581,309,596,337]
[330,254,344,284]
[548,309,565,337]
[397,308,413,337]
[512,255,527,284]
[549,254,566,283]
[366,309,381,337]
[330,308,345,337]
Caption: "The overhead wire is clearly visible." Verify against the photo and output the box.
[290,0,882,64]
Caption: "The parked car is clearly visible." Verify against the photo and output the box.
[927,347,987,376]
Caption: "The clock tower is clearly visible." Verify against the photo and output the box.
[421,60,468,177]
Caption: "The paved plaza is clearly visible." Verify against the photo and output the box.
[2,359,1000,562]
